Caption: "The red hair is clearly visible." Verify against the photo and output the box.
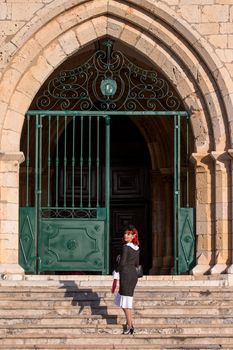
[132,228,140,246]
[124,227,140,246]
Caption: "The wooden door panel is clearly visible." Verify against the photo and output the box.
[110,206,150,273]
[110,167,146,200]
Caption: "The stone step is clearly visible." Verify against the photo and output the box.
[1,284,233,293]
[0,345,231,350]
[1,333,233,347]
[0,276,232,288]
[0,277,232,349]
[0,314,232,326]
[1,298,233,308]
[0,304,232,317]
[1,289,233,300]
[2,324,233,337]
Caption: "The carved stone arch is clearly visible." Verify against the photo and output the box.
[0,1,231,148]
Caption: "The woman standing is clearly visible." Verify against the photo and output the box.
[113,225,140,335]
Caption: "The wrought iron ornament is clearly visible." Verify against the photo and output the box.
[37,39,180,111]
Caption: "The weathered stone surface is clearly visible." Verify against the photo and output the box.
[75,21,97,46]
[0,0,233,276]
[58,29,80,55]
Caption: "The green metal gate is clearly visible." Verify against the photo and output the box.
[19,39,195,274]
[19,112,110,274]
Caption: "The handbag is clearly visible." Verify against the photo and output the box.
[136,265,143,278]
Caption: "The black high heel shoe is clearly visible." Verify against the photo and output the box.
[123,325,134,335]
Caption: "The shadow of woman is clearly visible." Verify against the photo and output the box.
[58,280,117,327]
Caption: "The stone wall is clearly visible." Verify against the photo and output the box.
[0,0,232,78]
[0,0,233,276]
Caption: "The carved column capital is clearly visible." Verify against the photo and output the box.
[190,152,213,171]
[210,151,231,171]
[0,151,25,164]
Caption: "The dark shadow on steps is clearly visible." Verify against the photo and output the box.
[59,280,117,326]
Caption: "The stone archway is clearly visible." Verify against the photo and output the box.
[0,0,232,276]
[18,39,193,275]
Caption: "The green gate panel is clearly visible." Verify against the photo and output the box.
[39,219,105,272]
[19,207,36,273]
[178,208,195,274]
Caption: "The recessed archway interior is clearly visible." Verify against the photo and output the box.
[19,39,195,274]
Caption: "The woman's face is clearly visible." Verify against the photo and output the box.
[124,230,135,243]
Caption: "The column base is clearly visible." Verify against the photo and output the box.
[191,264,211,275]
[0,264,24,280]
[210,264,227,274]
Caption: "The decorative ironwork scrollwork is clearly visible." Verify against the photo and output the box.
[41,209,97,219]
[36,39,180,111]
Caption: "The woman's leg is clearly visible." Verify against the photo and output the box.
[123,308,132,328]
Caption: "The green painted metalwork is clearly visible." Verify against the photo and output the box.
[80,116,83,208]
[72,116,75,208]
[19,207,36,272]
[55,116,59,207]
[39,212,106,272]
[47,115,51,207]
[35,115,40,273]
[26,115,30,207]
[28,110,188,116]
[96,116,100,208]
[173,115,181,275]
[20,110,194,274]
[20,113,110,273]
[64,116,67,207]
[35,40,181,112]
[88,116,92,208]
[186,115,189,207]
[104,116,110,274]
[178,208,195,274]
[19,39,195,275]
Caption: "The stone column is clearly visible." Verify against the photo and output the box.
[210,151,231,274]
[190,153,214,275]
[227,149,233,273]
[0,151,25,278]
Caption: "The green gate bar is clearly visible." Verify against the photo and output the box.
[47,115,51,207]
[35,114,39,273]
[105,115,110,275]
[186,115,189,208]
[63,116,67,207]
[88,116,92,208]
[80,116,83,208]
[96,116,100,208]
[26,114,30,207]
[72,116,75,208]
[56,116,59,208]
[173,114,180,275]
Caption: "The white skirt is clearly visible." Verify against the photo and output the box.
[114,292,133,309]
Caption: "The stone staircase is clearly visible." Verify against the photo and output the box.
[0,275,233,349]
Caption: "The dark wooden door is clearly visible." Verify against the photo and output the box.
[109,117,151,274]
[110,166,150,273]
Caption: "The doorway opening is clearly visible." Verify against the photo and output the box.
[19,38,195,275]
